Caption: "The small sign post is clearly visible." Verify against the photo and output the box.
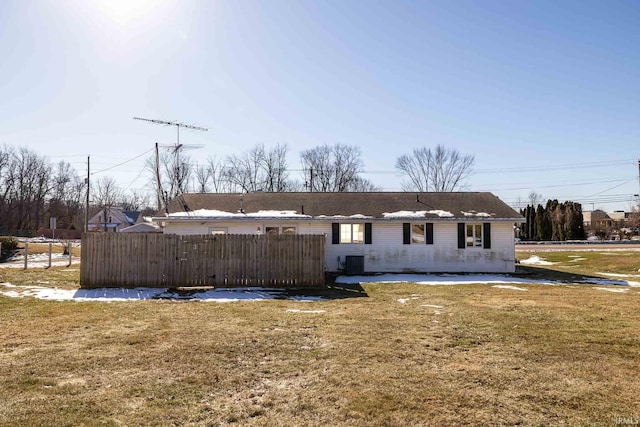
[50,217,57,240]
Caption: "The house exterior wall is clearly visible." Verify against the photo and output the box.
[88,207,131,232]
[162,219,517,273]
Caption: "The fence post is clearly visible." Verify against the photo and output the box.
[23,243,28,270]
[48,243,52,268]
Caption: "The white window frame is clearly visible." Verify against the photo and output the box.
[340,223,364,244]
[466,224,483,247]
[209,227,228,235]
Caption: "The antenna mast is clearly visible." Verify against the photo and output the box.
[134,117,208,211]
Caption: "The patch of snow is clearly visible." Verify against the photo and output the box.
[583,278,640,287]
[421,304,444,309]
[519,255,555,265]
[461,211,493,217]
[492,285,527,291]
[0,283,327,302]
[381,209,454,218]
[316,214,373,219]
[596,272,640,278]
[169,209,311,219]
[593,287,630,293]
[336,274,558,286]
[427,210,454,218]
[382,210,427,218]
[569,258,586,262]
[0,259,73,269]
[286,309,326,313]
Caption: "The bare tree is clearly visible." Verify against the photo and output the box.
[121,190,150,212]
[300,144,372,192]
[396,145,474,192]
[225,143,294,193]
[145,148,195,210]
[207,156,234,193]
[261,143,291,192]
[194,164,211,193]
[528,191,544,208]
[2,147,52,231]
[93,176,122,232]
[49,161,85,229]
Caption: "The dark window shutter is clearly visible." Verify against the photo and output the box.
[332,223,340,244]
[365,223,372,244]
[483,223,491,249]
[457,223,465,249]
[425,223,434,245]
[403,223,410,244]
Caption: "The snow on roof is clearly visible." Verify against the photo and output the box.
[315,214,373,219]
[461,211,494,217]
[382,210,427,218]
[168,209,311,219]
[427,210,454,217]
[382,210,455,218]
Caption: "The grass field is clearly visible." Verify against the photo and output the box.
[1,252,639,426]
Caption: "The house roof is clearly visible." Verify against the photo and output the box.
[160,192,524,221]
[123,211,141,224]
[120,223,162,233]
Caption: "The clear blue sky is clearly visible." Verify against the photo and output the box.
[1,0,639,211]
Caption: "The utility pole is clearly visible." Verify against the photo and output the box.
[155,143,162,211]
[84,156,90,233]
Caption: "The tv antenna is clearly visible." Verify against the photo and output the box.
[134,117,208,212]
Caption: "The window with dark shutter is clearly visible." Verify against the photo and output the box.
[332,223,340,244]
[483,223,491,249]
[365,223,372,244]
[403,223,410,244]
[457,223,465,249]
[426,223,434,245]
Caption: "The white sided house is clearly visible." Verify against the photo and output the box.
[154,192,525,274]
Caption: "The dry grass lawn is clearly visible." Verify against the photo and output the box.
[1,256,639,426]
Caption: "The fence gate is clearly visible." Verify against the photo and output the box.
[80,233,326,288]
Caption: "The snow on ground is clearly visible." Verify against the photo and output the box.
[336,273,558,286]
[336,273,640,288]
[519,255,556,265]
[0,258,73,269]
[3,272,639,303]
[593,287,630,293]
[492,285,527,291]
[581,278,640,287]
[0,283,324,302]
[286,309,326,313]
[421,304,444,309]
[596,272,640,278]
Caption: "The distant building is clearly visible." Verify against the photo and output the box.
[87,207,140,232]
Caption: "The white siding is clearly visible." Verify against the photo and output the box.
[162,220,517,273]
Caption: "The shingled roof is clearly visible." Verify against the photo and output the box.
[162,192,523,221]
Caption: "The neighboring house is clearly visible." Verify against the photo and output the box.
[153,192,524,274]
[88,207,141,232]
[120,222,162,233]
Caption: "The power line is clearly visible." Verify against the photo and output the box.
[91,149,153,175]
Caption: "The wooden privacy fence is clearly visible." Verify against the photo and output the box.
[80,233,326,288]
